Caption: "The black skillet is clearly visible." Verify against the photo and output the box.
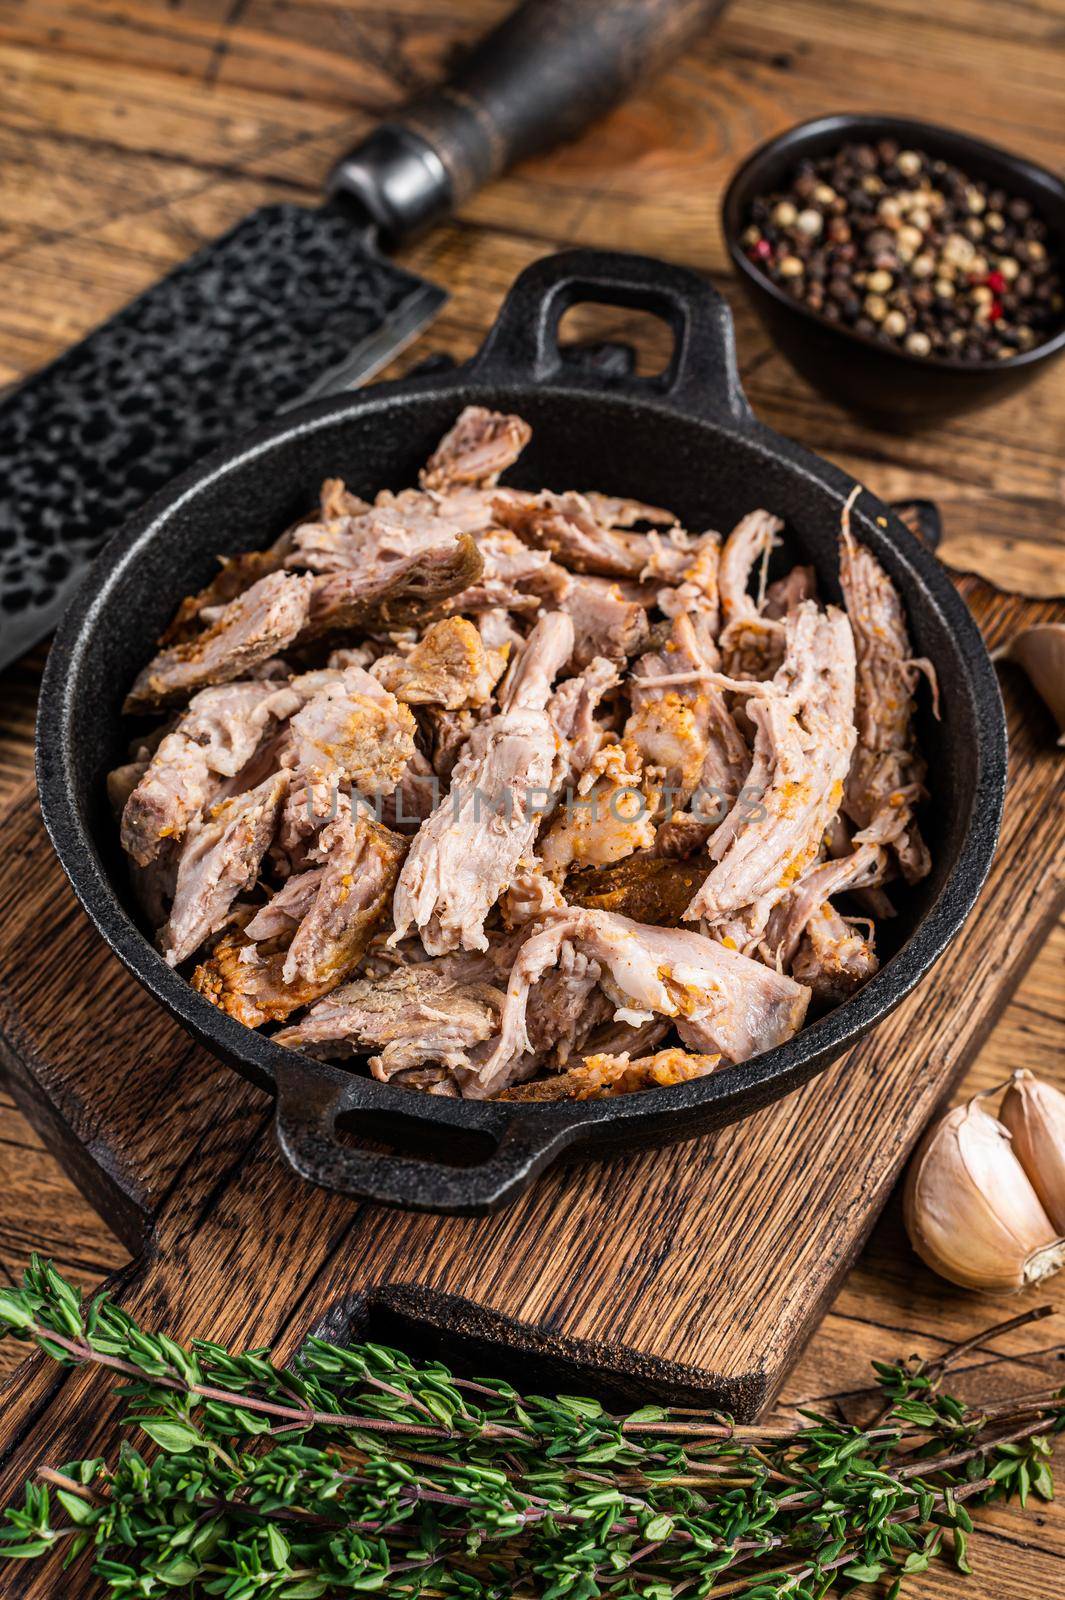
[36,250,1007,1214]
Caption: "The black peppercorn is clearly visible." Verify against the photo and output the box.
[742,137,1063,364]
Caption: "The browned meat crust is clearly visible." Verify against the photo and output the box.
[192,813,404,1026]
[566,852,710,926]
[496,1047,720,1102]
[297,535,484,644]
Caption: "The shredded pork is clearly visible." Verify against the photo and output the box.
[116,408,935,1102]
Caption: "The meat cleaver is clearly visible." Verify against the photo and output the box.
[0,0,726,670]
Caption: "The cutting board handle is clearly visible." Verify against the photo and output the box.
[330,0,727,237]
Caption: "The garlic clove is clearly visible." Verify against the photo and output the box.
[903,1094,1065,1293]
[992,623,1065,746]
[1000,1070,1065,1234]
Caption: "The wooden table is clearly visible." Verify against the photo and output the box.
[0,1,1063,1594]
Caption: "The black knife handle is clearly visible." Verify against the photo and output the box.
[330,0,726,238]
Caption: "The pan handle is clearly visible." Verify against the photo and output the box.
[467,248,753,424]
[273,1057,579,1214]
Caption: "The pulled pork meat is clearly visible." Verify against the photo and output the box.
[391,611,574,954]
[116,407,934,1100]
[497,1046,720,1102]
[839,488,936,884]
[125,571,314,713]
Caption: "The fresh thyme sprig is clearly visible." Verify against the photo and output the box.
[0,1259,1062,1599]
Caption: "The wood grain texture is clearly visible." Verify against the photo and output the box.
[0,574,1061,1600]
[0,579,1055,1600]
[0,1,1063,1592]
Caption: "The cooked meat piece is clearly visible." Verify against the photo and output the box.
[160,525,298,646]
[839,496,934,884]
[372,617,506,710]
[683,603,857,939]
[283,810,406,986]
[523,944,610,1063]
[439,529,553,618]
[476,529,554,585]
[540,743,657,881]
[286,667,415,796]
[379,748,440,834]
[765,564,817,620]
[762,841,888,968]
[496,1046,719,1102]
[526,564,649,667]
[624,613,746,816]
[108,759,149,820]
[498,607,574,709]
[499,858,567,929]
[121,679,298,867]
[161,771,287,965]
[274,963,505,1078]
[178,679,299,774]
[566,852,710,925]
[243,866,326,942]
[290,488,472,575]
[388,1066,461,1097]
[420,406,532,492]
[657,531,722,632]
[422,484,537,531]
[496,490,666,579]
[825,810,896,921]
[582,492,677,529]
[717,509,786,680]
[624,684,707,807]
[477,607,527,658]
[476,906,809,1093]
[298,535,484,642]
[653,810,717,859]
[320,478,371,521]
[423,705,484,783]
[193,808,403,1023]
[278,666,416,852]
[549,655,621,787]
[581,1014,671,1059]
[125,572,313,714]
[130,843,179,934]
[121,734,219,867]
[719,509,785,628]
[792,903,878,1005]
[391,611,574,954]
[192,937,315,1030]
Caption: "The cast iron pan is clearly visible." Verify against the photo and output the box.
[36,250,1006,1214]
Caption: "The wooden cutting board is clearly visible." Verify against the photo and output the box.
[0,574,1062,1599]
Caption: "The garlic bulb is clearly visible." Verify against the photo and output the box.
[1001,1070,1065,1233]
[903,1094,1065,1293]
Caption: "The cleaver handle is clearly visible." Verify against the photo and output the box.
[330,0,727,237]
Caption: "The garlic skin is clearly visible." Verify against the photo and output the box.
[903,1095,1065,1293]
[993,623,1065,746]
[1001,1070,1065,1233]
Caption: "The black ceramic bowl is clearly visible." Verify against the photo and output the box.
[722,113,1065,427]
[36,249,1006,1214]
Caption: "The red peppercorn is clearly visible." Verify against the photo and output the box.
[986,270,1007,294]
[988,299,1004,322]
[753,239,772,260]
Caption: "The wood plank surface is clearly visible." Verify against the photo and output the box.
[0,0,1062,1595]
[0,577,1062,1600]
